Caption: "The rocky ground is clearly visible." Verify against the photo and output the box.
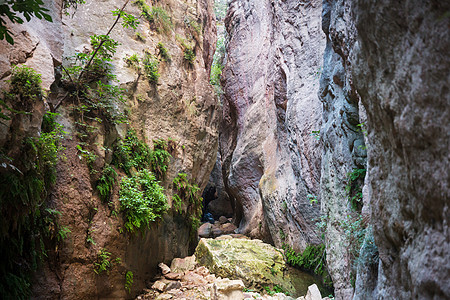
[136,232,332,300]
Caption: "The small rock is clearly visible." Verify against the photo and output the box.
[159,262,171,275]
[198,223,213,238]
[212,227,223,237]
[219,216,229,224]
[164,272,183,280]
[214,278,245,299]
[305,284,322,300]
[182,271,208,285]
[170,255,197,273]
[194,266,210,277]
[152,280,167,292]
[165,281,182,291]
[220,222,237,234]
[155,294,173,300]
[205,274,216,283]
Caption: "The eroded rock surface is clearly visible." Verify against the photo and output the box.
[351,0,450,298]
[221,0,326,251]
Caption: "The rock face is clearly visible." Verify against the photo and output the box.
[351,0,450,299]
[0,0,218,299]
[221,0,326,250]
[319,0,366,298]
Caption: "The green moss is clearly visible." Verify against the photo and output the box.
[119,169,168,233]
[283,244,333,289]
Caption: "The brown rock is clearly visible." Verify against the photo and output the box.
[159,263,171,275]
[220,223,237,234]
[170,255,197,274]
[194,266,210,277]
[219,216,229,224]
[164,272,183,280]
[211,228,223,238]
[181,271,208,286]
[164,281,182,291]
[198,222,213,238]
[152,280,167,292]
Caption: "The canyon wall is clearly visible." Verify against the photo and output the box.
[220,0,326,250]
[352,0,449,298]
[319,0,366,298]
[0,0,218,298]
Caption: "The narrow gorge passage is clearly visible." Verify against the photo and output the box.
[0,0,448,300]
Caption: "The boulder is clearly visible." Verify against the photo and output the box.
[213,278,245,300]
[198,222,213,238]
[170,255,197,273]
[305,284,322,300]
[164,281,181,291]
[152,280,166,292]
[219,216,229,224]
[195,238,298,295]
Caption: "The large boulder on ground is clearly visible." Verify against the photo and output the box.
[195,238,300,296]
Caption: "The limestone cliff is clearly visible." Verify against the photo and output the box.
[220,0,326,250]
[0,0,218,298]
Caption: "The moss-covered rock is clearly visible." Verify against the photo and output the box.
[195,238,299,295]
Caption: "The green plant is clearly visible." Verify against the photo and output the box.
[310,130,320,141]
[134,31,145,42]
[183,47,196,66]
[184,16,202,35]
[307,193,318,205]
[133,1,172,33]
[96,165,117,202]
[76,144,98,172]
[142,52,160,83]
[264,285,288,296]
[157,42,171,61]
[113,129,152,176]
[283,243,332,289]
[8,65,43,110]
[0,0,52,44]
[0,113,65,298]
[150,139,171,179]
[94,248,114,274]
[119,169,168,233]
[345,168,366,211]
[125,270,133,293]
[172,172,202,234]
[124,53,140,70]
[279,228,286,240]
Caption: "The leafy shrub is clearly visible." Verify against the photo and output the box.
[124,53,140,70]
[96,165,118,202]
[133,1,172,33]
[142,52,160,83]
[113,129,152,176]
[157,42,170,61]
[150,139,171,179]
[119,169,167,233]
[0,114,65,298]
[134,32,145,42]
[9,65,42,109]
